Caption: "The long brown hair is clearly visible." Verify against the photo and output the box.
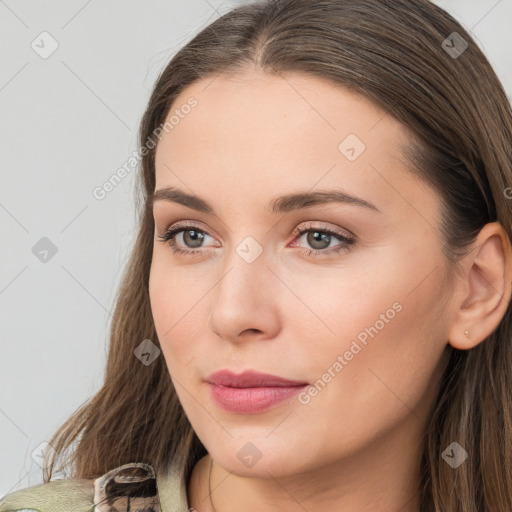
[43,1,512,509]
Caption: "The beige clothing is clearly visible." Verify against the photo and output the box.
[0,461,189,512]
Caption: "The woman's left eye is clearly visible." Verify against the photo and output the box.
[290,223,356,256]
[157,221,356,257]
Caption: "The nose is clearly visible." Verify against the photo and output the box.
[207,246,281,344]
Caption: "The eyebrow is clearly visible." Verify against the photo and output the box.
[152,187,381,214]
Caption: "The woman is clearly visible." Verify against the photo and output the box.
[2,0,512,511]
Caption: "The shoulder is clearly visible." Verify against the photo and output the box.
[0,462,162,512]
[0,477,94,512]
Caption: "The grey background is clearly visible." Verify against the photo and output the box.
[1,0,511,496]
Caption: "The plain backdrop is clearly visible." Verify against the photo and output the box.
[1,0,511,496]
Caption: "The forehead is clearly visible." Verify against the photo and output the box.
[153,69,433,220]
[156,68,405,159]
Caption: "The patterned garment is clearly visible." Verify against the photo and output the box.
[93,463,161,512]
[0,460,188,511]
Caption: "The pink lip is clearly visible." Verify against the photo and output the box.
[205,369,308,388]
[205,370,309,414]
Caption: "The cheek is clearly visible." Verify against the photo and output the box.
[280,241,448,389]
[148,256,210,375]
[294,261,449,442]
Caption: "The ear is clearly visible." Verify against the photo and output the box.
[448,221,512,350]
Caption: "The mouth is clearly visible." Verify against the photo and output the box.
[204,369,309,414]
[205,368,309,388]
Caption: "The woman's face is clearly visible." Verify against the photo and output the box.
[149,69,453,479]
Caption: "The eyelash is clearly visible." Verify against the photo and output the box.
[157,221,356,258]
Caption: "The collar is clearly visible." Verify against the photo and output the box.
[156,463,189,511]
[93,461,189,511]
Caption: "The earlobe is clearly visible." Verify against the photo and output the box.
[448,221,512,350]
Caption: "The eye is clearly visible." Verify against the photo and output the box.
[290,221,355,257]
[157,220,356,257]
[156,221,217,256]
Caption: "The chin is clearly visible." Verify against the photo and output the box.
[210,442,305,479]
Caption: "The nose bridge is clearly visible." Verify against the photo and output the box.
[207,234,278,337]
[215,234,272,302]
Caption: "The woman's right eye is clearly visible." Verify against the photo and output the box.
[157,224,216,256]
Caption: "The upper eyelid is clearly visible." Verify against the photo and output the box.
[164,220,215,238]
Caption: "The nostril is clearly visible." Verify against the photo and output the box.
[242,328,262,335]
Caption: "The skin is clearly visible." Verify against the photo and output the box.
[149,68,512,512]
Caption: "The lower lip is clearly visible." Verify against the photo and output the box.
[207,383,308,414]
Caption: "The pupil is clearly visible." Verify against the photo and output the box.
[308,231,330,249]
[185,230,203,248]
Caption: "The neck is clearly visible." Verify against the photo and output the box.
[187,410,427,512]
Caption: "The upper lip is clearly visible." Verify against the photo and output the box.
[205,369,309,388]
